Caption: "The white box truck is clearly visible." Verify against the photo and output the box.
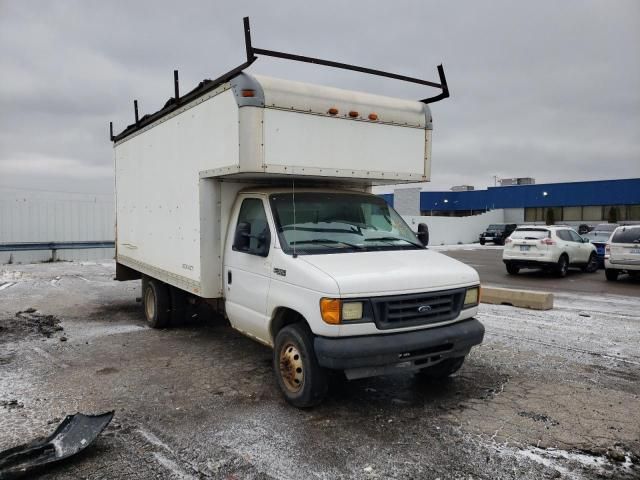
[111,18,483,407]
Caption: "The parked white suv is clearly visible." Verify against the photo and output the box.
[502,226,598,277]
[604,225,640,281]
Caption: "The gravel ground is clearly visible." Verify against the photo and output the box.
[0,260,638,479]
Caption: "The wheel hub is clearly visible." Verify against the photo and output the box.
[279,343,304,393]
[144,287,156,321]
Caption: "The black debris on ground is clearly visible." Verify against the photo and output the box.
[0,309,64,343]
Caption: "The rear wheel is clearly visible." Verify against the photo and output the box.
[143,278,171,328]
[417,356,465,381]
[506,263,520,275]
[582,253,599,273]
[605,269,619,281]
[555,254,569,278]
[274,323,328,408]
[169,287,188,326]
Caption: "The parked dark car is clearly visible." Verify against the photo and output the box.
[479,223,517,245]
[578,224,594,235]
[584,223,618,267]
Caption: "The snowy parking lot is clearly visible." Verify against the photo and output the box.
[1,260,639,479]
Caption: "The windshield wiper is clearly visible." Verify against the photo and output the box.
[364,236,422,248]
[290,239,364,249]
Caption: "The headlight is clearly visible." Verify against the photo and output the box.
[463,286,480,308]
[342,302,363,321]
[320,299,364,324]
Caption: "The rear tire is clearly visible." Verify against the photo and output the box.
[417,356,465,381]
[274,323,328,408]
[582,253,598,273]
[555,254,569,278]
[605,269,619,281]
[143,278,171,328]
[169,287,188,326]
[506,263,520,275]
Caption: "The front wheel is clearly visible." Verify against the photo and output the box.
[582,253,599,273]
[479,238,486,245]
[274,323,328,408]
[605,269,619,281]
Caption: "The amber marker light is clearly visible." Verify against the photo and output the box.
[348,111,359,118]
[328,107,339,115]
[368,113,378,121]
[241,89,255,97]
[320,298,341,324]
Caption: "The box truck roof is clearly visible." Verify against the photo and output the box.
[114,72,432,142]
[111,16,448,144]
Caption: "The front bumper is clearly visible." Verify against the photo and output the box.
[314,318,484,379]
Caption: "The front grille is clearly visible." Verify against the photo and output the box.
[371,288,466,330]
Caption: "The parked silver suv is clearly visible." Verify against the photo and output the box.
[605,225,640,281]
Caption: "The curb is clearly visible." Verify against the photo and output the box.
[481,286,553,310]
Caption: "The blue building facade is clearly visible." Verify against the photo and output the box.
[383,178,640,222]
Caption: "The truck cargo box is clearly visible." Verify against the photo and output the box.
[114,73,434,299]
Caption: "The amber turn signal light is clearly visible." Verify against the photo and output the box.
[320,298,341,324]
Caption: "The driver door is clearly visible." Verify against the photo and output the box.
[224,196,273,344]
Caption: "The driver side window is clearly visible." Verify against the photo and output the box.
[232,198,271,256]
[568,230,583,243]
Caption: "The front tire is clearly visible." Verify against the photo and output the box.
[506,263,520,275]
[605,269,619,281]
[479,238,486,246]
[555,254,569,278]
[143,278,171,328]
[274,323,328,408]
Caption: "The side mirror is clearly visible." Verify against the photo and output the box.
[233,222,251,251]
[417,223,429,247]
[254,229,271,257]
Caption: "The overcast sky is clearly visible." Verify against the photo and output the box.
[1,0,638,195]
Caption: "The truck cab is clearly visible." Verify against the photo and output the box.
[223,188,483,406]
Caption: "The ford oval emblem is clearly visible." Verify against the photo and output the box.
[418,305,432,313]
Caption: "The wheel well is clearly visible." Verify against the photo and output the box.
[270,307,307,341]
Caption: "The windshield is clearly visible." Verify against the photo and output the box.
[487,224,505,231]
[269,192,422,255]
[584,231,611,242]
[510,228,549,240]
[611,227,640,244]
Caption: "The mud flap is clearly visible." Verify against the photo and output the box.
[0,411,114,479]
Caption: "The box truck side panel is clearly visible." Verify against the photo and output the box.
[262,109,428,179]
[115,89,239,295]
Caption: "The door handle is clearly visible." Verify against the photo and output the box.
[227,270,232,285]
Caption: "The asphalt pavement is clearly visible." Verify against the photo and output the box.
[440,246,640,297]
[1,260,639,479]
